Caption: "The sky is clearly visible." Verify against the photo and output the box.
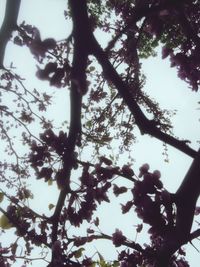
[0,0,200,266]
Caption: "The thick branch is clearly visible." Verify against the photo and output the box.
[66,2,196,158]
[51,2,199,264]
[155,148,200,266]
[91,40,197,158]
[0,0,21,67]
[175,148,200,239]
[51,81,82,246]
[51,0,91,262]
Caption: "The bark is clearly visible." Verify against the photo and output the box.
[66,3,200,264]
[155,149,200,266]
[175,148,200,240]
[50,0,92,264]
[0,0,21,67]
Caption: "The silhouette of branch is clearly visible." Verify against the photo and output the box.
[154,148,200,265]
[189,229,200,241]
[50,1,92,264]
[63,1,199,266]
[60,1,197,159]
[175,148,200,240]
[91,40,197,158]
[0,207,50,248]
[0,0,21,68]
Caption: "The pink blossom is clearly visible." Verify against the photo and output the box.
[162,46,172,59]
[152,170,161,179]
[139,163,150,177]
[112,229,126,247]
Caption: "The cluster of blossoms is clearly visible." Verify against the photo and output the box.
[109,164,191,267]
[162,46,200,91]
[14,22,70,88]
[29,129,70,181]
[132,164,175,238]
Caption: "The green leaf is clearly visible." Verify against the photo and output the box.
[97,252,104,261]
[97,259,111,267]
[48,203,55,210]
[86,120,92,128]
[23,189,34,199]
[89,66,95,72]
[74,247,85,258]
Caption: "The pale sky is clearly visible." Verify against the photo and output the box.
[0,1,200,266]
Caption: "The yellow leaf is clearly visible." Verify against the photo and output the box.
[48,179,53,186]
[0,214,13,229]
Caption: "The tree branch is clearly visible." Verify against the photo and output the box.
[0,0,21,68]
[64,1,197,158]
[175,148,200,240]
[0,207,50,248]
[91,40,197,158]
[50,0,91,264]
[155,148,200,265]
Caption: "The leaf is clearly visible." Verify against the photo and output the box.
[89,66,95,72]
[74,247,85,258]
[23,189,34,199]
[97,252,105,261]
[97,259,109,267]
[0,192,4,203]
[11,242,17,255]
[97,253,114,267]
[94,217,99,226]
[86,120,92,128]
[136,224,143,233]
[48,203,55,210]
[48,179,53,186]
[0,214,13,229]
[112,261,120,267]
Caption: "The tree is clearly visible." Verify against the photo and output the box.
[0,0,200,266]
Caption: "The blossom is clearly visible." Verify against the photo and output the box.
[112,229,126,247]
[139,164,150,177]
[162,46,172,59]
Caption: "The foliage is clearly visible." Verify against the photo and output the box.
[0,0,200,266]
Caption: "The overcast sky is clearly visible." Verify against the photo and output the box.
[1,1,200,266]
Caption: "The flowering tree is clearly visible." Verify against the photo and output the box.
[0,0,200,266]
